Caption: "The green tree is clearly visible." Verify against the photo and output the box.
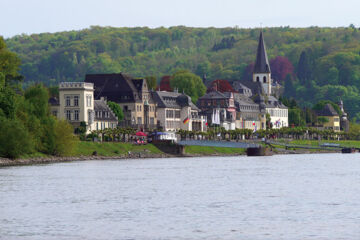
[0,118,33,158]
[107,101,124,121]
[170,70,206,103]
[53,119,78,156]
[145,76,157,90]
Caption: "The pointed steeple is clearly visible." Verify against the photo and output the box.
[254,31,271,73]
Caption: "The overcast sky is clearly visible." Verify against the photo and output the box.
[1,0,360,38]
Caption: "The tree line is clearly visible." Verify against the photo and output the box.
[0,37,76,159]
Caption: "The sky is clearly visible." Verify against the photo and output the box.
[1,0,360,38]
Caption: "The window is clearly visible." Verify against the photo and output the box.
[124,106,128,111]
[166,110,174,118]
[150,117,154,125]
[52,111,57,117]
[263,76,267,83]
[74,96,79,106]
[66,96,71,106]
[66,110,71,120]
[334,117,340,122]
[175,110,180,118]
[74,110,79,121]
[137,117,142,124]
[256,76,260,82]
[96,123,98,130]
[86,95,92,107]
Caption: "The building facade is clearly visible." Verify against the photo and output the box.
[152,91,206,132]
[197,91,236,130]
[85,73,157,130]
[50,82,117,133]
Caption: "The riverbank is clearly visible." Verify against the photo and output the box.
[0,140,350,167]
[0,142,248,167]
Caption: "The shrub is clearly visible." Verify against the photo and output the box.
[0,118,33,158]
[53,119,77,156]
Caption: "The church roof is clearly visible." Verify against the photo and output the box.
[253,31,271,74]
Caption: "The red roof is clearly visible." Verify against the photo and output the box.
[207,79,237,93]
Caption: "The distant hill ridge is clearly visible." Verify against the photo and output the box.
[5,25,360,120]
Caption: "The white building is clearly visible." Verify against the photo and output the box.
[50,82,118,133]
[152,91,207,133]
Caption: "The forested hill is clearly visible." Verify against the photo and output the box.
[5,26,360,120]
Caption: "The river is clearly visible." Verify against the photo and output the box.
[0,154,359,240]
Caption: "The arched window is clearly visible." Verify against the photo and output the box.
[263,76,267,83]
[256,76,260,82]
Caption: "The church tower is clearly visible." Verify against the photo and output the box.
[253,31,272,96]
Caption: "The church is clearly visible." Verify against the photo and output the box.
[234,31,288,129]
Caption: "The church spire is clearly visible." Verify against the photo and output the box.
[254,31,271,74]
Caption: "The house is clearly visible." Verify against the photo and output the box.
[234,93,266,131]
[197,91,236,130]
[50,82,118,133]
[152,91,206,132]
[315,103,340,132]
[85,73,157,130]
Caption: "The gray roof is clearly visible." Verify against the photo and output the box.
[316,103,338,116]
[254,31,271,73]
[152,91,199,111]
[94,100,118,122]
[199,91,228,100]
[265,96,288,109]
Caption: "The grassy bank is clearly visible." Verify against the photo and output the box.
[290,140,360,148]
[18,142,247,160]
[184,145,246,155]
[74,142,163,156]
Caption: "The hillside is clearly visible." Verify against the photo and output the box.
[5,26,360,120]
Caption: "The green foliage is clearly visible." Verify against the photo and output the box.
[170,70,206,103]
[0,118,33,158]
[107,101,124,121]
[53,120,78,156]
[317,116,329,124]
[24,84,50,118]
[312,100,341,115]
[145,76,157,90]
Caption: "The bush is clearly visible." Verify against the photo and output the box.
[53,119,78,156]
[0,118,33,158]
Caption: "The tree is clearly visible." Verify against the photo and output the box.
[145,76,157,90]
[107,101,124,121]
[270,56,294,82]
[297,50,312,84]
[170,70,206,103]
[283,74,296,98]
[53,119,78,156]
[0,118,33,158]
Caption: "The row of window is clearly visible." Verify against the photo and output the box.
[96,122,117,130]
[65,95,79,107]
[267,109,288,118]
[166,109,181,119]
[96,111,110,118]
[135,105,155,112]
[256,76,268,83]
[165,120,181,129]
[66,110,80,121]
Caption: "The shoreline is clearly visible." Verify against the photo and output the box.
[0,149,341,168]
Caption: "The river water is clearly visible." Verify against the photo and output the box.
[0,154,359,240]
